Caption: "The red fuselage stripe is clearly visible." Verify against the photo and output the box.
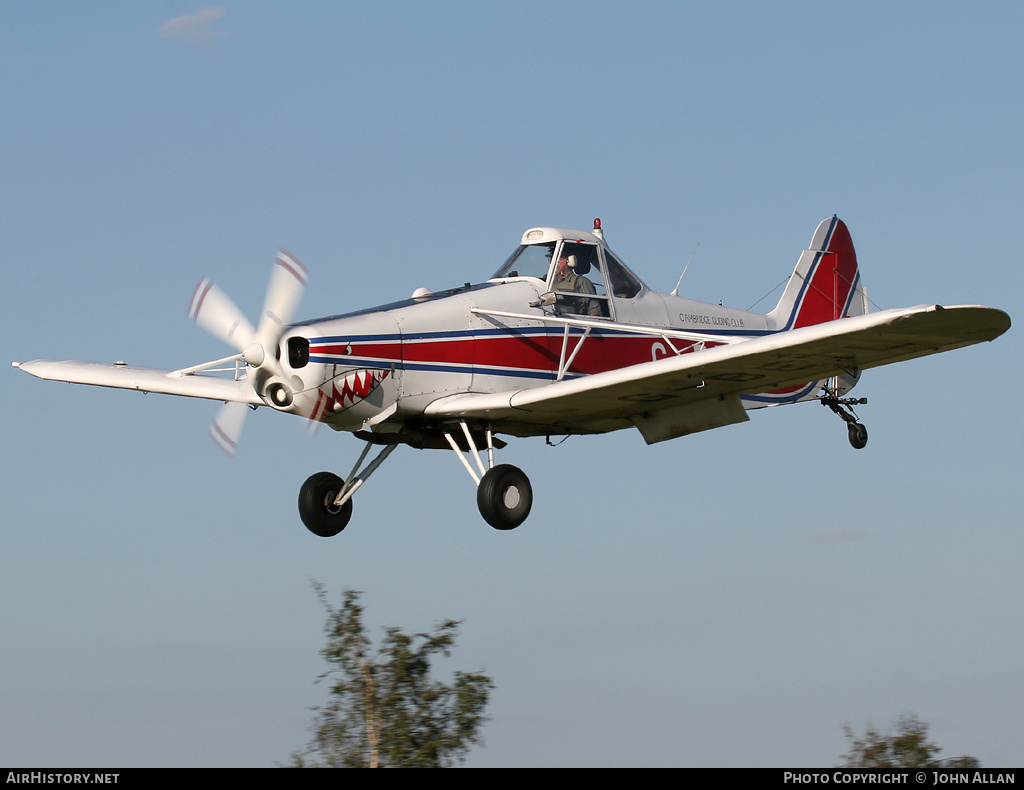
[310,334,702,377]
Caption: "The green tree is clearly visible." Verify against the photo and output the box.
[840,714,980,768]
[290,585,493,768]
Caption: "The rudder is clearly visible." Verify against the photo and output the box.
[767,216,867,331]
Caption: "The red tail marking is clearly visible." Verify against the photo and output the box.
[793,219,859,328]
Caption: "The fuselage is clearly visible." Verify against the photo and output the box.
[270,224,831,438]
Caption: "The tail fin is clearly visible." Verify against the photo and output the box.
[767,216,868,330]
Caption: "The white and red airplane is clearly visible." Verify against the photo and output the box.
[14,216,1010,536]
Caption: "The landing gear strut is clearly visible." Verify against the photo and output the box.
[443,421,532,530]
[821,393,869,450]
[298,441,397,537]
[297,422,532,536]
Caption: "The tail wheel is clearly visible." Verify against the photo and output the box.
[299,471,353,537]
[477,464,532,530]
[848,422,868,450]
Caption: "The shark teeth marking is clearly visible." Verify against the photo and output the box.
[330,368,390,410]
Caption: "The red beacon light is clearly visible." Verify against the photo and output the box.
[592,217,604,239]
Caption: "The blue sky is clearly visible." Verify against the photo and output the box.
[2,2,1021,767]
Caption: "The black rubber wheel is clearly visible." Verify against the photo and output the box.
[477,464,532,530]
[298,471,353,537]
[848,422,868,450]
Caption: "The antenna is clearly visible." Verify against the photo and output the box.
[670,241,700,296]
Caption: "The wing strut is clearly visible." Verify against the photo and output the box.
[557,326,592,381]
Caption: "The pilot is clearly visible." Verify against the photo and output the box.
[553,251,600,316]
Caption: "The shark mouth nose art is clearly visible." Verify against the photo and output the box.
[333,367,389,408]
[309,368,391,424]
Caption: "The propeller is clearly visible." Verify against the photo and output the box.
[188,250,309,455]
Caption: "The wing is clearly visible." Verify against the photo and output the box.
[423,304,1010,442]
[13,359,263,405]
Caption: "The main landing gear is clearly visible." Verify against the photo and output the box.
[443,421,532,530]
[820,393,869,450]
[477,464,533,530]
[297,421,532,537]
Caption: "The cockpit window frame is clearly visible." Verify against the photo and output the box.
[548,240,612,319]
[490,242,556,281]
[491,234,648,321]
[602,249,644,300]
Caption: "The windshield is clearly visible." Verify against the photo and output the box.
[490,243,555,281]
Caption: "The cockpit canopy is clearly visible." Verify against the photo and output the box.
[490,226,644,318]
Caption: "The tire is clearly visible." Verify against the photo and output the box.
[298,471,353,537]
[477,464,532,530]
[848,422,868,450]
